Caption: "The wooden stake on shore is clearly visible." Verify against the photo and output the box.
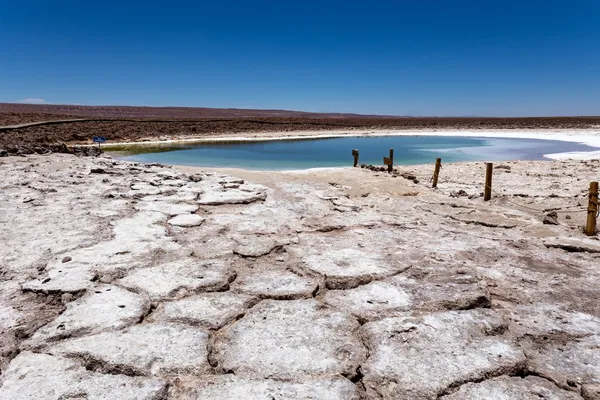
[432,158,442,188]
[352,149,359,167]
[484,163,493,201]
[586,181,599,236]
[383,148,394,172]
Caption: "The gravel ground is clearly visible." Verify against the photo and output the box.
[2,103,600,150]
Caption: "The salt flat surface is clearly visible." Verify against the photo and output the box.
[1,152,599,399]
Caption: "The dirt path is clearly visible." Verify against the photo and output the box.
[0,119,90,132]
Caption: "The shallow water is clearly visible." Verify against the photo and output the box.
[110,136,595,170]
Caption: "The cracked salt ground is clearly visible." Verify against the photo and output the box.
[0,352,168,399]
[2,154,600,399]
[212,299,367,379]
[170,375,361,399]
[231,267,319,300]
[440,375,584,399]
[322,266,490,322]
[47,322,211,376]
[147,292,256,329]
[361,309,528,398]
[117,258,234,301]
[23,284,150,348]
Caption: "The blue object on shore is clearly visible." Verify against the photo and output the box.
[93,136,107,143]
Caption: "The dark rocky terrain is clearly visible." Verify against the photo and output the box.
[1,103,599,155]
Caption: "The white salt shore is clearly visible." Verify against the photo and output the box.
[1,141,600,399]
[98,128,600,161]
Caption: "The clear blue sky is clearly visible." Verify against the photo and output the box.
[1,1,598,116]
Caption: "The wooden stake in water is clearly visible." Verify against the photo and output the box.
[586,181,599,236]
[432,158,442,188]
[484,163,493,201]
[352,149,359,167]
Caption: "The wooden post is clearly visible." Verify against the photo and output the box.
[352,149,359,167]
[388,148,394,173]
[484,163,493,201]
[586,181,599,236]
[432,158,442,188]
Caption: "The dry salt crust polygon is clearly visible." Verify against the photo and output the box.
[46,322,211,377]
[23,210,180,293]
[290,231,413,289]
[323,269,490,321]
[143,191,200,202]
[231,234,289,258]
[523,334,600,391]
[147,292,256,329]
[117,258,233,301]
[24,284,150,348]
[232,268,319,300]
[208,204,301,235]
[361,309,526,399]
[543,237,600,253]
[441,375,584,400]
[168,213,205,227]
[189,234,238,259]
[212,299,366,379]
[170,375,361,400]
[134,200,199,215]
[451,210,533,228]
[0,352,167,400]
[197,182,267,205]
[502,304,600,338]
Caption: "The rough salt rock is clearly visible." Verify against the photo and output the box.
[144,192,199,202]
[0,352,167,400]
[191,235,236,259]
[135,200,199,216]
[160,178,187,187]
[170,375,361,400]
[232,268,319,300]
[168,213,205,227]
[213,299,366,379]
[582,384,600,400]
[198,184,267,205]
[232,235,285,258]
[147,292,256,330]
[25,284,149,348]
[130,182,162,195]
[47,323,211,377]
[361,309,526,399]
[210,205,298,235]
[442,375,583,400]
[503,304,600,338]
[323,272,489,322]
[452,210,529,228]
[22,261,97,293]
[22,210,177,294]
[523,334,600,392]
[296,246,410,289]
[543,237,600,253]
[156,169,182,179]
[117,258,233,301]
[180,182,205,195]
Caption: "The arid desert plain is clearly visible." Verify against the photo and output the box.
[0,108,599,399]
